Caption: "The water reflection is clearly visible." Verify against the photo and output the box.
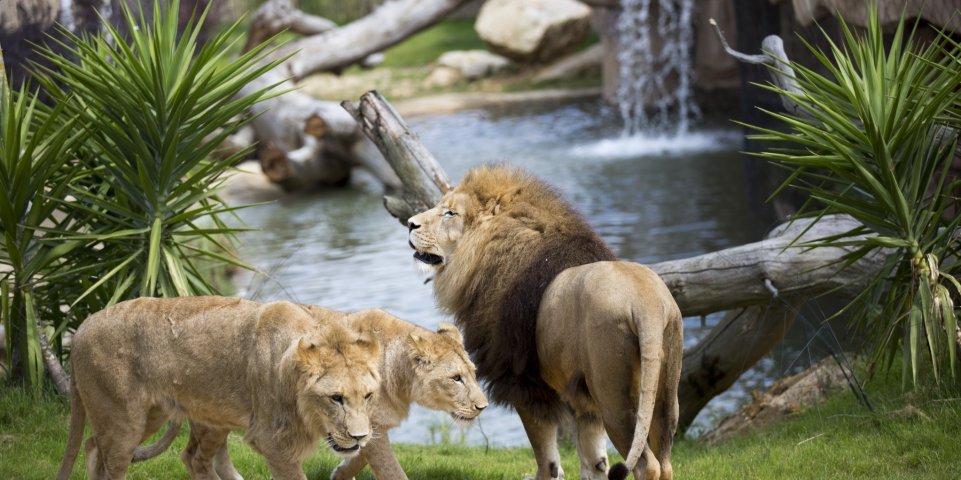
[233,100,778,446]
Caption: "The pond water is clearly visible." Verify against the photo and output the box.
[231,99,793,447]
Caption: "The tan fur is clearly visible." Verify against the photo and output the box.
[408,165,683,480]
[147,306,489,480]
[56,296,382,480]
[329,309,489,480]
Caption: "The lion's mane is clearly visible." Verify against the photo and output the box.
[434,165,616,420]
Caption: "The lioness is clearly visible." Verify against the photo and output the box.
[56,296,382,480]
[139,306,489,480]
[329,308,489,479]
[407,165,683,480]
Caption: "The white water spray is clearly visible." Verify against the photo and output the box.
[615,0,699,136]
[59,0,76,32]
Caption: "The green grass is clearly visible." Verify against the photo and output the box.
[5,366,957,479]
[380,18,485,68]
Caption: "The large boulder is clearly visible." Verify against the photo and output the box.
[475,0,592,63]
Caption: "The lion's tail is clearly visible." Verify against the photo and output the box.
[624,304,676,472]
[623,329,658,470]
[56,376,85,480]
[624,299,683,475]
[132,419,182,462]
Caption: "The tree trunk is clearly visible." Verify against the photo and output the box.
[344,90,886,432]
[648,215,883,316]
[342,91,451,223]
[676,301,799,432]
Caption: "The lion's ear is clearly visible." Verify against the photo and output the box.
[407,332,433,365]
[296,337,323,370]
[355,332,383,363]
[437,322,463,344]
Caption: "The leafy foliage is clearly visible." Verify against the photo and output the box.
[0,83,80,390]
[0,1,285,388]
[748,7,961,386]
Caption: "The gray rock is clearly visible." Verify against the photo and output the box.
[475,0,592,63]
[436,49,511,80]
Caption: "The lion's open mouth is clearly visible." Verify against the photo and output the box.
[450,412,477,424]
[327,435,361,454]
[413,251,444,265]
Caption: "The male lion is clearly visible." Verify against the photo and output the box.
[407,165,683,480]
[56,296,382,480]
[136,306,489,480]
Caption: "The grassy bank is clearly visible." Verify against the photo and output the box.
[3,367,959,479]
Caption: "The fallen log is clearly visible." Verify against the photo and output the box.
[239,0,470,192]
[650,214,883,317]
[344,90,885,432]
[268,0,472,81]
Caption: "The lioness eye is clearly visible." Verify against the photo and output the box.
[452,374,463,383]
[443,210,456,218]
[331,394,343,404]
[365,392,374,400]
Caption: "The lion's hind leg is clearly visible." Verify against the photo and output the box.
[83,410,148,479]
[517,406,564,480]
[573,411,608,480]
[586,333,660,480]
[648,318,682,480]
[182,421,232,480]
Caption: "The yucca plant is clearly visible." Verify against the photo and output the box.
[0,1,288,389]
[748,7,961,386]
[0,73,81,390]
[27,1,286,335]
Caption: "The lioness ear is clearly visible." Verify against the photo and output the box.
[407,332,433,365]
[297,337,322,369]
[437,322,463,344]
[355,332,383,362]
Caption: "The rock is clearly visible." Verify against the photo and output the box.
[425,66,464,87]
[435,50,510,80]
[475,0,592,63]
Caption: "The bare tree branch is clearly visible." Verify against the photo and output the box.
[708,17,814,120]
[245,0,337,52]
[39,332,70,396]
[342,91,451,224]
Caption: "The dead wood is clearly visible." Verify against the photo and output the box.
[342,91,452,224]
[238,0,469,192]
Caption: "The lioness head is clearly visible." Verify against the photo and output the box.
[408,323,488,424]
[295,327,382,456]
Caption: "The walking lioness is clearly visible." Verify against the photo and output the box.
[134,306,489,480]
[56,296,382,480]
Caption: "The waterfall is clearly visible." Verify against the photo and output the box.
[59,0,76,31]
[615,0,699,136]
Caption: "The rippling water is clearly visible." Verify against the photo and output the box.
[231,100,785,446]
